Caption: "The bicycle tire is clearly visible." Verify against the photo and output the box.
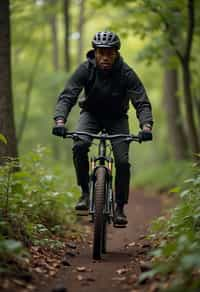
[102,216,107,254]
[93,167,106,260]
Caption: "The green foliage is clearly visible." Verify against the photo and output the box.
[0,134,7,144]
[0,146,78,271]
[143,163,200,291]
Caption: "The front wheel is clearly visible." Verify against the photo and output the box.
[93,167,107,260]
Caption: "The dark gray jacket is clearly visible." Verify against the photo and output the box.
[54,50,153,128]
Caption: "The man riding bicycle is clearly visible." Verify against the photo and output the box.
[52,31,153,226]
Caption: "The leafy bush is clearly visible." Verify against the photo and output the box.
[0,146,78,270]
[141,160,200,291]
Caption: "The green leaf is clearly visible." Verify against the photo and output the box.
[180,254,200,270]
[170,187,181,193]
[180,190,190,198]
[139,269,157,283]
[0,134,7,144]
[0,239,23,253]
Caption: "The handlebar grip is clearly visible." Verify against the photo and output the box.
[138,131,153,142]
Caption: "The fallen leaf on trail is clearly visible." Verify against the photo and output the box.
[50,270,57,277]
[141,243,151,248]
[12,279,26,286]
[125,241,136,248]
[65,251,76,257]
[127,274,137,284]
[77,275,84,281]
[116,268,129,275]
[76,266,86,272]
[149,282,160,292]
[62,258,71,266]
[139,235,146,240]
[66,242,76,249]
[35,267,44,274]
[26,284,36,291]
[139,260,152,272]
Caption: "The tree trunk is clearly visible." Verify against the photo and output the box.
[0,0,18,162]
[63,0,70,71]
[50,7,59,71]
[49,7,60,160]
[17,44,43,143]
[163,65,188,159]
[181,60,199,154]
[77,0,85,65]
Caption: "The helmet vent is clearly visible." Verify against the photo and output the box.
[92,31,121,50]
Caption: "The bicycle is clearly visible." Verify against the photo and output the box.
[63,129,151,260]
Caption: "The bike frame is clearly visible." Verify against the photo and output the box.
[64,130,141,223]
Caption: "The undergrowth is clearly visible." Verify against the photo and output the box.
[140,158,200,291]
[0,145,78,273]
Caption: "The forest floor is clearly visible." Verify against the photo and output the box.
[0,189,175,292]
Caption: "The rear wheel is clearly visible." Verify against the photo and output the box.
[93,167,107,260]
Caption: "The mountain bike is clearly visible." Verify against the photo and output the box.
[64,129,151,260]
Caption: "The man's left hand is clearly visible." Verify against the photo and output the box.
[139,124,153,141]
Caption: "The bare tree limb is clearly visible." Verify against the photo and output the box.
[185,0,195,61]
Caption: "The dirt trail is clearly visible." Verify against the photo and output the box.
[38,190,163,292]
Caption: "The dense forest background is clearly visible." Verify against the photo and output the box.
[1,0,200,183]
[0,1,200,291]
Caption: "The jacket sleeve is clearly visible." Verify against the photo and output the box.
[54,62,88,122]
[126,69,153,128]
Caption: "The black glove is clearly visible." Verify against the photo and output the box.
[52,125,66,137]
[139,130,153,142]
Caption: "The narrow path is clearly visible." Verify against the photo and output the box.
[38,190,163,292]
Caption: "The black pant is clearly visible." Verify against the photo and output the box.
[72,111,131,205]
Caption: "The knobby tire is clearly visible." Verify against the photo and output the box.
[93,167,107,260]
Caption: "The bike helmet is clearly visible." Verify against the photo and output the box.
[92,31,121,50]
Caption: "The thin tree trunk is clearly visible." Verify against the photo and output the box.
[51,15,59,71]
[163,60,188,159]
[181,60,199,154]
[179,0,199,154]
[63,0,70,71]
[77,0,85,65]
[49,8,60,160]
[0,0,18,162]
[17,44,44,143]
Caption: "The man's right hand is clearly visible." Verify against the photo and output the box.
[52,118,66,137]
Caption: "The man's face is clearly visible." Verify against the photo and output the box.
[95,47,118,70]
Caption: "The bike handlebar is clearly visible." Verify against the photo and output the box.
[63,130,152,143]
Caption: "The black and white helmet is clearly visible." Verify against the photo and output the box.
[92,31,121,50]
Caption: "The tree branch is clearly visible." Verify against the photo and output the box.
[185,0,195,61]
[150,6,184,64]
